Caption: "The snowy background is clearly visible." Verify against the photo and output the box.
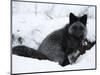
[12,1,96,74]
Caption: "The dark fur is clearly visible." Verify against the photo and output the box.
[12,13,88,66]
[13,46,48,60]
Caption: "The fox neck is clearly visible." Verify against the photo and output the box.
[63,25,84,41]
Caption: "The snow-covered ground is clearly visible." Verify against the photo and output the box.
[12,45,95,73]
[12,1,96,74]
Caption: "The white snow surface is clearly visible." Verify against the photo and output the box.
[12,45,95,73]
[12,1,96,73]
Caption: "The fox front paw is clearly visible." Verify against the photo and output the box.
[59,57,70,67]
[68,55,77,65]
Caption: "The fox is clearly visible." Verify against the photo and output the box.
[12,13,95,66]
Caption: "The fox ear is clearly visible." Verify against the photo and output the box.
[69,13,77,24]
[80,14,87,25]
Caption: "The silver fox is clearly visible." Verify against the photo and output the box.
[13,13,88,66]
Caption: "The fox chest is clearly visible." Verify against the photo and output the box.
[62,37,81,54]
[67,39,80,48]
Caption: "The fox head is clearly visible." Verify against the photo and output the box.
[68,13,87,38]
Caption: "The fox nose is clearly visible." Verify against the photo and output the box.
[72,26,77,30]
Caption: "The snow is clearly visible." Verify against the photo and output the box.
[12,1,96,74]
[12,45,95,73]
